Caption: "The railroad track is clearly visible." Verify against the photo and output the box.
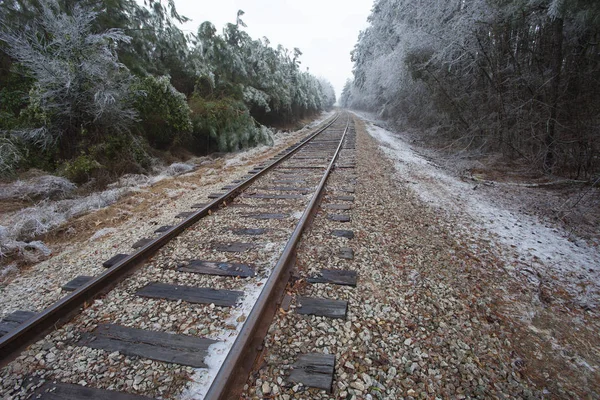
[0,112,358,399]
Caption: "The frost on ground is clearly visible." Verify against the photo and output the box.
[181,277,268,400]
[89,227,117,241]
[363,117,600,310]
[181,242,285,400]
[305,110,335,128]
[109,161,197,189]
[0,187,134,267]
[0,161,196,272]
[224,144,273,169]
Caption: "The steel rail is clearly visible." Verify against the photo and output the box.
[0,113,340,365]
[204,114,351,400]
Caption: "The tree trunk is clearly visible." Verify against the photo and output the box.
[543,17,564,174]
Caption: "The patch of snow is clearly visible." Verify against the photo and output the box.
[291,210,304,220]
[224,144,271,168]
[89,228,117,241]
[364,119,600,307]
[181,242,286,399]
[165,189,186,199]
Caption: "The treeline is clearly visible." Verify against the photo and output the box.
[0,0,336,182]
[343,0,600,178]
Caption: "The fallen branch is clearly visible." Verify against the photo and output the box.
[463,175,588,188]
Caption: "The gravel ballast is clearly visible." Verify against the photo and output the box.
[242,116,599,399]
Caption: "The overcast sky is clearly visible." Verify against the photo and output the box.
[171,0,374,100]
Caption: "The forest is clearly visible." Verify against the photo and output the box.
[342,0,600,179]
[0,0,336,184]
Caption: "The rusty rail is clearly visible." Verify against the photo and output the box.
[204,114,350,399]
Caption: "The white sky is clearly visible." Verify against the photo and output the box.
[170,0,374,99]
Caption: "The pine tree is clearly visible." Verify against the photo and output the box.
[0,0,136,158]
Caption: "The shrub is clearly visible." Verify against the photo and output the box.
[0,80,30,131]
[188,96,272,152]
[0,175,75,201]
[63,154,102,184]
[132,75,193,149]
[0,136,21,176]
[164,162,195,176]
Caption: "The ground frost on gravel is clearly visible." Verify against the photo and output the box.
[365,121,600,310]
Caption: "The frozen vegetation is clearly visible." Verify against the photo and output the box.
[0,176,75,201]
[0,0,335,182]
[0,161,195,270]
[0,0,337,276]
[343,0,600,178]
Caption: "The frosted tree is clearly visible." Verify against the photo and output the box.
[0,0,136,159]
[191,10,327,128]
[318,78,336,109]
[340,80,352,108]
[347,0,600,177]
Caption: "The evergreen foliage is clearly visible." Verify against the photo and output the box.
[188,96,273,153]
[193,18,332,126]
[318,78,336,109]
[132,75,192,149]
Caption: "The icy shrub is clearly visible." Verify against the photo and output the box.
[133,75,193,149]
[87,134,153,179]
[58,188,130,219]
[243,87,271,113]
[188,96,273,152]
[0,1,137,159]
[22,240,52,256]
[0,175,76,201]
[0,226,10,258]
[5,187,130,243]
[10,204,65,240]
[164,162,195,176]
[0,223,52,271]
[108,173,152,189]
[0,136,22,176]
